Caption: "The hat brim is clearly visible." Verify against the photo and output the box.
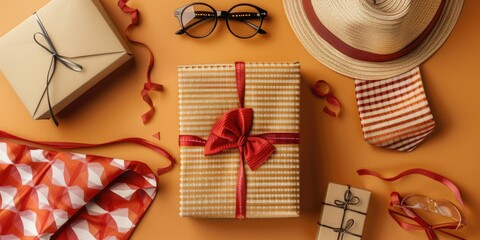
[283,0,464,80]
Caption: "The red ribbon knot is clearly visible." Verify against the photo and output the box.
[237,135,246,146]
[204,108,275,171]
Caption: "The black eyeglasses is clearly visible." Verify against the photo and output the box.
[174,2,268,39]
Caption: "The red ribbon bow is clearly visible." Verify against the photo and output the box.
[204,108,275,171]
[204,107,276,219]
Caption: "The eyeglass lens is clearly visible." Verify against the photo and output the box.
[181,3,217,38]
[227,4,263,38]
[402,195,462,221]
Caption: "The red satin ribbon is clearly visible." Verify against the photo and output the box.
[180,133,300,147]
[357,168,466,240]
[118,0,163,124]
[0,130,175,176]
[235,62,246,108]
[179,61,300,219]
[179,133,299,147]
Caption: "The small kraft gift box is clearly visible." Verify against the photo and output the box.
[316,183,371,240]
[178,62,300,219]
[0,0,132,121]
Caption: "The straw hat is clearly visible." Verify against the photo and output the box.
[283,0,464,80]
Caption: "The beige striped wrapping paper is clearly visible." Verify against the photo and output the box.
[178,62,300,218]
[355,67,435,152]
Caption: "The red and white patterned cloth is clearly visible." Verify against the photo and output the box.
[0,139,158,239]
[355,67,435,151]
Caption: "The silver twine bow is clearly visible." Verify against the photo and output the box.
[333,219,356,240]
[333,185,360,208]
[32,12,83,126]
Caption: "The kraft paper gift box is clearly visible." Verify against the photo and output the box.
[178,62,300,218]
[0,0,132,120]
[316,183,371,240]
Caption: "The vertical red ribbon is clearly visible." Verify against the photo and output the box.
[235,61,247,219]
[235,62,246,108]
[236,144,247,219]
[118,0,163,124]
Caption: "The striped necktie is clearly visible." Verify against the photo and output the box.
[355,67,435,152]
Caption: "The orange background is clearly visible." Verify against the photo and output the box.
[1,0,479,239]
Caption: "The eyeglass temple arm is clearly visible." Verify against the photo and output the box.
[221,11,268,34]
[230,19,267,34]
[222,11,267,20]
[175,12,215,35]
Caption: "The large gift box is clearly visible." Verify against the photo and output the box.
[178,62,300,218]
[0,0,132,120]
[316,183,371,240]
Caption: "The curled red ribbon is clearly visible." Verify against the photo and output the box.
[118,0,163,124]
[311,80,341,117]
[358,168,466,240]
[179,62,300,219]
[311,80,330,97]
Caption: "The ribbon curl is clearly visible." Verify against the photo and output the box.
[118,0,163,124]
[32,13,83,126]
[311,80,341,117]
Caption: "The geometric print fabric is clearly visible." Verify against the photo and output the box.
[0,140,157,239]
